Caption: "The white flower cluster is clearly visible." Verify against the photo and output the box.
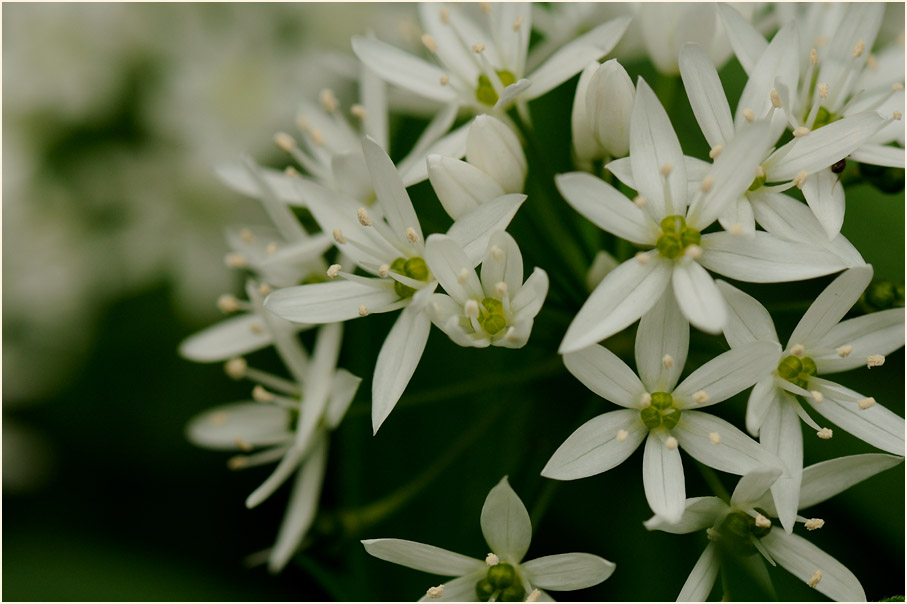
[180,3,904,601]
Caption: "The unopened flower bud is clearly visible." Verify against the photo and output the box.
[466,115,527,193]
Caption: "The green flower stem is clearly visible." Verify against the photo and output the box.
[696,461,731,504]
[529,473,560,529]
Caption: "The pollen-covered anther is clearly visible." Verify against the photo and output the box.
[835,345,852,357]
[793,170,809,189]
[818,83,829,99]
[227,456,248,470]
[616,429,629,442]
[742,108,756,123]
[405,227,419,243]
[700,176,714,193]
[893,83,904,91]
[358,304,369,317]
[662,355,675,369]
[464,299,480,318]
[791,344,805,356]
[457,268,470,284]
[709,432,721,445]
[357,207,373,226]
[495,281,509,298]
[665,436,679,450]
[853,40,865,58]
[240,228,254,242]
[426,585,444,599]
[526,589,541,603]
[793,126,811,137]
[729,223,744,236]
[225,253,247,269]
[693,391,710,404]
[708,145,724,159]
[866,354,885,368]
[817,427,833,440]
[472,42,486,53]
[350,104,367,120]
[485,552,499,566]
[333,229,347,244]
[811,390,824,403]
[633,195,647,207]
[805,518,825,531]
[225,358,248,380]
[265,242,278,255]
[249,321,265,334]
[684,244,703,260]
[635,252,649,265]
[284,166,301,178]
[319,89,339,113]
[858,397,876,410]
[421,34,438,53]
[326,264,342,279]
[706,527,719,541]
[640,392,652,407]
[490,244,505,262]
[660,162,674,177]
[894,111,903,120]
[440,74,450,85]
[234,437,253,453]
[440,6,450,24]
[808,570,823,588]
[273,132,296,152]
[309,128,325,146]
[378,264,390,278]
[252,385,274,403]
[479,2,491,14]
[810,48,819,65]
[866,54,879,70]
[754,513,771,528]
[512,16,524,31]
[770,89,782,108]
[217,294,240,314]
[258,283,272,296]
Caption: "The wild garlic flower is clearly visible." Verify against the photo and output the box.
[717,266,905,532]
[362,477,615,602]
[424,231,548,349]
[645,454,903,601]
[571,58,635,166]
[352,3,630,115]
[543,291,783,523]
[558,78,850,351]
[265,137,525,433]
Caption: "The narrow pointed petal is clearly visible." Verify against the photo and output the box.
[417,570,487,602]
[643,431,686,523]
[815,308,905,373]
[186,402,291,451]
[492,3,531,76]
[808,378,905,455]
[717,3,768,75]
[180,314,277,362]
[446,194,526,266]
[760,530,866,602]
[746,378,782,437]
[674,341,781,407]
[494,79,533,111]
[735,24,799,130]
[424,234,483,304]
[559,254,672,353]
[362,136,423,243]
[480,477,532,563]
[466,115,527,193]
[718,196,756,237]
[788,266,873,349]
[731,469,785,508]
[215,163,307,205]
[362,538,484,576]
[849,144,906,168]
[572,62,603,162]
[325,369,362,430]
[671,260,727,335]
[480,231,523,298]
[699,232,848,283]
[521,553,615,590]
[800,169,845,240]
[372,305,431,434]
[679,43,734,148]
[761,397,803,533]
[563,345,645,408]
[351,36,458,103]
[677,543,720,602]
[265,280,401,324]
[796,453,904,510]
[542,410,647,480]
[245,445,306,508]
[555,172,658,246]
[643,496,728,534]
[401,119,471,187]
[510,268,549,319]
[636,286,689,392]
[674,411,783,477]
[716,280,780,348]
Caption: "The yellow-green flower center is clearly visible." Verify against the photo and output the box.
[716,510,772,557]
[475,563,525,602]
[478,297,508,335]
[640,391,682,430]
[656,215,701,260]
[476,70,517,106]
[776,354,817,389]
[390,256,431,298]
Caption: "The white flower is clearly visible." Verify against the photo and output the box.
[645,454,903,601]
[424,231,548,349]
[717,266,905,532]
[265,137,525,433]
[362,477,615,601]
[572,59,635,165]
[557,77,851,352]
[352,3,630,115]
[543,291,783,523]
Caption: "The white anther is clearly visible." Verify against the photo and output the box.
[742,108,755,123]
[866,54,879,70]
[240,228,254,243]
[440,74,450,85]
[249,321,265,334]
[405,227,419,243]
[273,132,296,152]
[693,391,710,404]
[866,354,885,368]
[770,89,782,108]
[811,390,824,403]
[479,2,491,13]
[217,294,240,314]
[754,513,771,528]
[495,282,509,298]
[457,268,470,284]
[225,253,247,269]
[235,437,253,452]
[805,518,825,531]
[378,264,390,278]
[319,89,338,112]
[297,115,310,131]
[426,585,444,599]
[660,162,674,177]
[706,527,720,541]
[709,145,724,159]
[472,42,486,53]
[709,432,721,445]
[284,166,301,178]
[464,299,480,318]
[225,358,247,380]
[526,589,540,603]
[633,195,647,207]
[332,229,346,244]
[662,355,674,369]
[265,242,278,255]
[791,344,806,356]
[818,83,829,99]
[893,83,904,91]
[512,16,524,31]
[810,48,819,65]
[665,436,679,450]
[793,126,811,137]
[309,128,325,146]
[350,104,367,120]
[817,427,834,440]
[327,264,342,279]
[358,304,369,317]
[258,283,272,296]
[700,176,715,193]
[835,345,852,357]
[490,245,505,262]
[808,570,823,588]
[793,170,809,189]
[858,397,876,410]
[684,244,703,260]
[227,456,248,470]
[485,553,499,566]
[252,385,275,403]
[635,252,650,265]
[440,6,450,24]
[640,392,652,407]
[853,40,865,58]
[421,34,438,53]
[755,165,765,179]
[357,207,372,226]
[729,224,744,236]
[617,429,629,442]
[894,111,903,120]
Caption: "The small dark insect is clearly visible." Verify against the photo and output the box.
[831,158,847,174]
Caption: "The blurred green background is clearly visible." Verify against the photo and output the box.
[3,3,904,602]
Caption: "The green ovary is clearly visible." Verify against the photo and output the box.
[478,297,507,335]
[716,510,772,557]
[811,105,838,129]
[640,392,682,430]
[476,70,517,106]
[475,563,526,602]
[655,215,701,260]
[390,256,431,298]
[776,354,817,389]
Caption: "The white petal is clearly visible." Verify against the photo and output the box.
[510,268,549,319]
[215,163,307,205]
[674,411,783,476]
[636,286,689,392]
[351,36,458,103]
[679,43,734,148]
[815,308,905,373]
[716,3,768,75]
[401,119,471,187]
[427,156,500,220]
[424,234,483,304]
[718,196,756,237]
[671,260,727,335]
[371,305,431,434]
[563,345,645,408]
[246,446,306,509]
[572,62,604,162]
[809,378,905,455]
[677,543,721,602]
[643,496,728,534]
[186,402,291,451]
[541,410,647,480]
[730,468,784,508]
[493,79,533,111]
[735,24,799,130]
[492,3,531,76]
[480,477,532,563]
[800,168,845,240]
[480,231,523,299]
[587,59,635,158]
[417,570,487,602]
[604,156,635,188]
[362,136,423,244]
[849,144,906,168]
[760,397,803,534]
[745,377,785,437]
[466,115,527,193]
[674,341,781,408]
[555,172,657,246]
[179,314,278,362]
[521,553,615,590]
[699,232,848,283]
[446,194,526,266]
[559,254,672,353]
[361,538,484,576]
[797,453,905,510]
[265,280,401,324]
[760,530,866,602]
[643,431,686,523]
[788,266,873,349]
[715,280,780,348]
[325,369,362,430]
